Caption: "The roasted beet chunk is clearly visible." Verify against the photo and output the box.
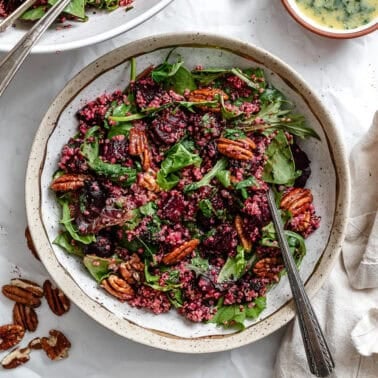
[202,223,238,257]
[102,135,129,164]
[84,232,114,257]
[291,143,311,188]
[134,77,164,109]
[150,109,187,145]
[157,190,186,222]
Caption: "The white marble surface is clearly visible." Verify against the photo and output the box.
[0,1,377,377]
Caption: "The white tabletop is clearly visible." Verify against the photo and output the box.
[0,1,377,377]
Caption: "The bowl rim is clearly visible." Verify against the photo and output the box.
[25,32,350,353]
[281,0,378,39]
[0,0,174,54]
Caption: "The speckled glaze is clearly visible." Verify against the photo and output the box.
[282,0,378,39]
[25,33,350,353]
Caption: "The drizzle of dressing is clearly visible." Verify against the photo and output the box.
[294,0,378,30]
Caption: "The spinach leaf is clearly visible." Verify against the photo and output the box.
[215,170,231,188]
[235,176,260,190]
[184,157,227,192]
[83,255,121,283]
[217,246,247,283]
[107,123,133,139]
[48,0,86,19]
[262,130,297,185]
[156,142,202,190]
[53,232,84,257]
[151,59,185,83]
[209,296,266,330]
[20,6,46,20]
[59,200,96,245]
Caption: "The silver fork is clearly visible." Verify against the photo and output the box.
[0,0,38,32]
[267,188,335,377]
[0,0,71,97]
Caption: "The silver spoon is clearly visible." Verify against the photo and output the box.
[0,0,71,97]
[0,0,38,32]
[267,188,335,377]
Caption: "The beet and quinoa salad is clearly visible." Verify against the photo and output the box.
[0,0,134,22]
[50,52,321,330]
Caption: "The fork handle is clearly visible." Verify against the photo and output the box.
[267,189,335,377]
[0,0,71,97]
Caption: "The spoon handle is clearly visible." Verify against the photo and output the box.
[267,188,335,377]
[0,0,71,97]
[0,0,38,32]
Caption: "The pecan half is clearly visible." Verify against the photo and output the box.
[162,239,200,265]
[217,137,255,160]
[141,148,152,171]
[50,173,90,192]
[119,254,145,284]
[43,280,70,316]
[101,275,135,301]
[28,337,42,350]
[187,88,228,112]
[129,128,148,156]
[13,303,38,332]
[253,257,284,282]
[138,171,161,192]
[25,227,40,261]
[41,330,71,361]
[0,324,25,351]
[234,215,252,252]
[2,285,41,308]
[280,188,313,217]
[10,278,44,298]
[1,347,30,369]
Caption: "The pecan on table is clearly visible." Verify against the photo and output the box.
[101,275,135,301]
[0,324,25,351]
[41,330,71,361]
[187,88,229,112]
[280,188,313,217]
[28,337,42,350]
[43,280,70,316]
[234,215,252,252]
[162,239,200,265]
[119,254,145,285]
[1,347,30,369]
[2,285,42,308]
[217,137,256,160]
[50,173,90,192]
[253,257,284,283]
[10,278,44,298]
[13,303,38,332]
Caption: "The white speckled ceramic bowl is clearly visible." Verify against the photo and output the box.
[0,0,173,53]
[26,33,350,353]
[282,0,378,39]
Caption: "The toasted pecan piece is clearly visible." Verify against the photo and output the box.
[25,227,40,261]
[234,215,252,252]
[43,280,70,316]
[162,239,200,265]
[119,254,145,285]
[28,337,42,350]
[188,88,228,112]
[280,188,313,216]
[1,347,30,369]
[50,173,90,192]
[41,330,71,361]
[2,285,41,308]
[217,137,255,160]
[129,128,148,155]
[0,325,25,351]
[13,303,38,332]
[253,257,284,282]
[101,275,135,301]
[138,171,161,192]
[10,278,44,298]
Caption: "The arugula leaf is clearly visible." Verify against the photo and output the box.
[151,59,185,83]
[216,170,231,188]
[217,246,247,283]
[59,200,95,245]
[156,142,202,190]
[262,130,297,185]
[83,255,121,283]
[53,232,84,257]
[209,296,266,330]
[184,157,228,192]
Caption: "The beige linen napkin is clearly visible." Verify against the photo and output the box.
[274,112,378,378]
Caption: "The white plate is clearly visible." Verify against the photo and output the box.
[0,0,173,53]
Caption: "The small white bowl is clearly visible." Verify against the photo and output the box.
[282,0,378,39]
[26,33,350,353]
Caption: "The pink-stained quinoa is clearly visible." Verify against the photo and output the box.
[51,57,321,328]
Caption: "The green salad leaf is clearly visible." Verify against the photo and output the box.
[53,232,84,257]
[217,246,247,283]
[83,255,121,283]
